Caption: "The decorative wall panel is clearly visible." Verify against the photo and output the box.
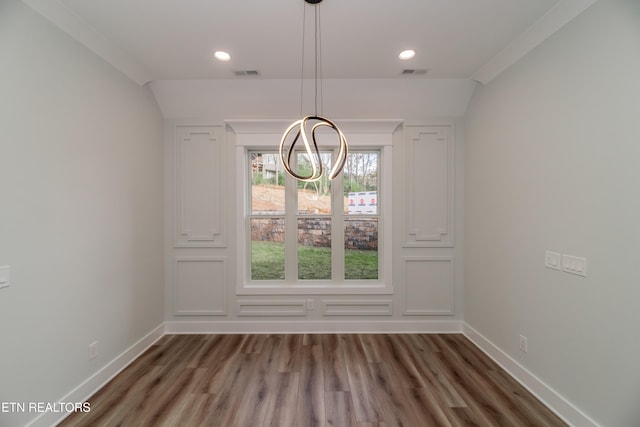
[322,300,393,316]
[175,257,227,315]
[403,257,454,315]
[174,126,226,247]
[237,300,307,317]
[405,125,454,247]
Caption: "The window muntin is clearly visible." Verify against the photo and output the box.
[248,149,381,284]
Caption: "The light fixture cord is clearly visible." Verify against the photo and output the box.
[299,3,306,117]
[302,2,323,117]
[314,4,318,116]
[317,5,323,116]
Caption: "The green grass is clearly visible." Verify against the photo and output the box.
[297,245,332,279]
[344,250,379,280]
[251,240,286,280]
[251,241,378,280]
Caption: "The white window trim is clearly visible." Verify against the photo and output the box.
[229,119,399,295]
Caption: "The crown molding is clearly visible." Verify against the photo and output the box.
[472,0,599,85]
[21,0,154,85]
[225,118,404,135]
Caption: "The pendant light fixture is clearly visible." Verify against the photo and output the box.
[279,0,348,183]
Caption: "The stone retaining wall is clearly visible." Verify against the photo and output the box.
[251,217,377,250]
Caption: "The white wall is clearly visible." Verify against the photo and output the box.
[0,1,164,426]
[464,1,640,426]
[162,118,465,333]
[150,78,476,121]
[153,24,473,334]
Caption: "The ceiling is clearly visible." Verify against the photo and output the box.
[21,0,598,86]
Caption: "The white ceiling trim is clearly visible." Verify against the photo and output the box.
[471,0,599,84]
[21,0,153,85]
[226,119,404,135]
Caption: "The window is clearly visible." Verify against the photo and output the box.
[249,149,381,285]
[232,121,395,295]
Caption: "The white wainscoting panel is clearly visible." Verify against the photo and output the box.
[322,300,393,316]
[174,257,227,315]
[237,300,307,317]
[174,126,226,247]
[404,125,454,247]
[403,257,454,315]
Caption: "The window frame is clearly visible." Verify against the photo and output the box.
[234,123,394,295]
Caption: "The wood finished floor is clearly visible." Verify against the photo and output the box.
[59,334,567,427]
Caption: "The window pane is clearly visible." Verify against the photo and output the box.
[344,151,379,215]
[345,217,378,280]
[298,218,331,280]
[251,218,285,280]
[251,152,285,215]
[298,151,332,214]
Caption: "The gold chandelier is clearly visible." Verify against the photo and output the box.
[279,0,348,183]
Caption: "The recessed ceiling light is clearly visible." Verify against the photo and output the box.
[399,49,416,60]
[214,51,231,62]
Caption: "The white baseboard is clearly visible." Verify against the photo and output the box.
[165,319,463,334]
[462,323,600,427]
[29,321,593,427]
[27,323,166,427]
[23,320,458,426]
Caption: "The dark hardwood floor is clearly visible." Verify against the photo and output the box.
[59,334,567,426]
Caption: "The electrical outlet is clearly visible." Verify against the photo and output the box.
[544,251,562,271]
[307,299,314,310]
[88,341,98,360]
[0,265,10,289]
[519,335,528,353]
[562,254,587,277]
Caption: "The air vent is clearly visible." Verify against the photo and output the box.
[401,69,428,76]
[233,70,261,77]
